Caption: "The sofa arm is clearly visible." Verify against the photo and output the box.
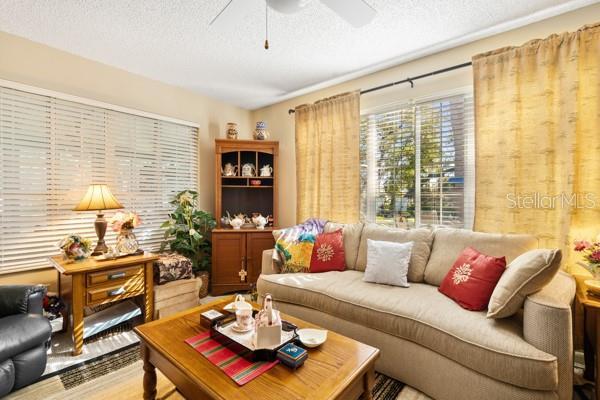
[0,285,47,318]
[261,249,278,276]
[523,270,575,400]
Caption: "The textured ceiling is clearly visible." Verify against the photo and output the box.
[0,0,596,109]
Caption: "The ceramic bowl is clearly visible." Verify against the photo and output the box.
[297,328,327,348]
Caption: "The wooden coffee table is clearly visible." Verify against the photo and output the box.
[134,297,380,399]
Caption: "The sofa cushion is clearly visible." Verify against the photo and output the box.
[439,247,506,311]
[355,224,433,282]
[488,249,562,318]
[258,271,557,391]
[310,229,346,273]
[0,359,14,398]
[324,222,363,270]
[0,314,51,362]
[363,240,412,287]
[424,228,538,286]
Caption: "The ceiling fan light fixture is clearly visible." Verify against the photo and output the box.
[265,0,312,14]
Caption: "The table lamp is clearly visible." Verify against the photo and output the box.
[73,184,123,255]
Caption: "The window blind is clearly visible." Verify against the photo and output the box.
[360,91,474,229]
[0,85,199,274]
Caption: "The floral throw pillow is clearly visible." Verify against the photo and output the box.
[310,229,346,273]
[438,247,506,311]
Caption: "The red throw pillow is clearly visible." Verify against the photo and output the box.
[310,229,346,273]
[439,247,506,311]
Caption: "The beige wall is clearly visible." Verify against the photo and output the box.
[251,3,600,228]
[0,31,253,290]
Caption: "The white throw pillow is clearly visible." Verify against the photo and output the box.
[363,239,413,287]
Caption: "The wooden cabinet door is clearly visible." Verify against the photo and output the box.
[212,232,246,289]
[246,232,275,284]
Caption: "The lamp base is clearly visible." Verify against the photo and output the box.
[92,212,108,255]
[92,241,108,256]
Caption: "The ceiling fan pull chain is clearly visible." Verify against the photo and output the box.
[264,2,269,50]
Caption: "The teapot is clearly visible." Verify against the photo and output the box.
[252,214,267,230]
[221,163,238,177]
[230,215,244,230]
[241,163,256,177]
[260,164,273,177]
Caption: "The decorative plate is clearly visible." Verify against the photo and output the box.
[231,321,254,333]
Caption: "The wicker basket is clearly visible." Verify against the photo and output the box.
[197,271,210,298]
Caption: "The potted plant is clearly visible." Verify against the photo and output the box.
[160,190,216,297]
[574,237,600,279]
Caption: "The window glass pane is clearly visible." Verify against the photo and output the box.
[360,91,474,229]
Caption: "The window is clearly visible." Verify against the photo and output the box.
[0,84,199,273]
[360,90,474,229]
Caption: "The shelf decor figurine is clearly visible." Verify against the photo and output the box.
[73,184,124,255]
[253,121,269,140]
[226,122,239,140]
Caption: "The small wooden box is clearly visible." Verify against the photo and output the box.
[153,278,201,319]
[200,309,227,329]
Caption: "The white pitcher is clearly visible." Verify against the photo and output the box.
[260,164,273,177]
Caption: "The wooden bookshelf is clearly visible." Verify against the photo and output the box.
[212,139,279,295]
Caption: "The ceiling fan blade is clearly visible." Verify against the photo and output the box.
[320,0,376,28]
[209,0,256,29]
[209,0,233,25]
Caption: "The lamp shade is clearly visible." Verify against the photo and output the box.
[73,184,123,211]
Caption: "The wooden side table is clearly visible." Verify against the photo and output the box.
[49,253,159,355]
[574,273,600,399]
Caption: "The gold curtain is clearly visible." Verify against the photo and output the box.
[295,91,360,223]
[473,23,600,264]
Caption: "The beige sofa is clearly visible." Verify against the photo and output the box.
[257,224,576,400]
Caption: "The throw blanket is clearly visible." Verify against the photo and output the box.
[273,218,327,273]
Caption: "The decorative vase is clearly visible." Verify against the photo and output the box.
[226,122,238,140]
[253,121,269,140]
[197,270,209,298]
[116,229,139,254]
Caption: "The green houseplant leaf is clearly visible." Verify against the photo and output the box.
[160,190,216,273]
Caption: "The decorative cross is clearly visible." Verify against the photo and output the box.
[239,269,248,282]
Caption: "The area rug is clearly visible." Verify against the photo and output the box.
[59,344,141,390]
[8,342,592,400]
[9,341,418,399]
[43,319,140,376]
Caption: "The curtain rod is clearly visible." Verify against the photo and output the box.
[288,61,473,115]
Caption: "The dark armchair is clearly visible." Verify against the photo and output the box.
[0,285,52,397]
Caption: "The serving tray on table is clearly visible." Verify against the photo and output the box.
[210,312,297,362]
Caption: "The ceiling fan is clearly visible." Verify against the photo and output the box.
[210,0,377,49]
